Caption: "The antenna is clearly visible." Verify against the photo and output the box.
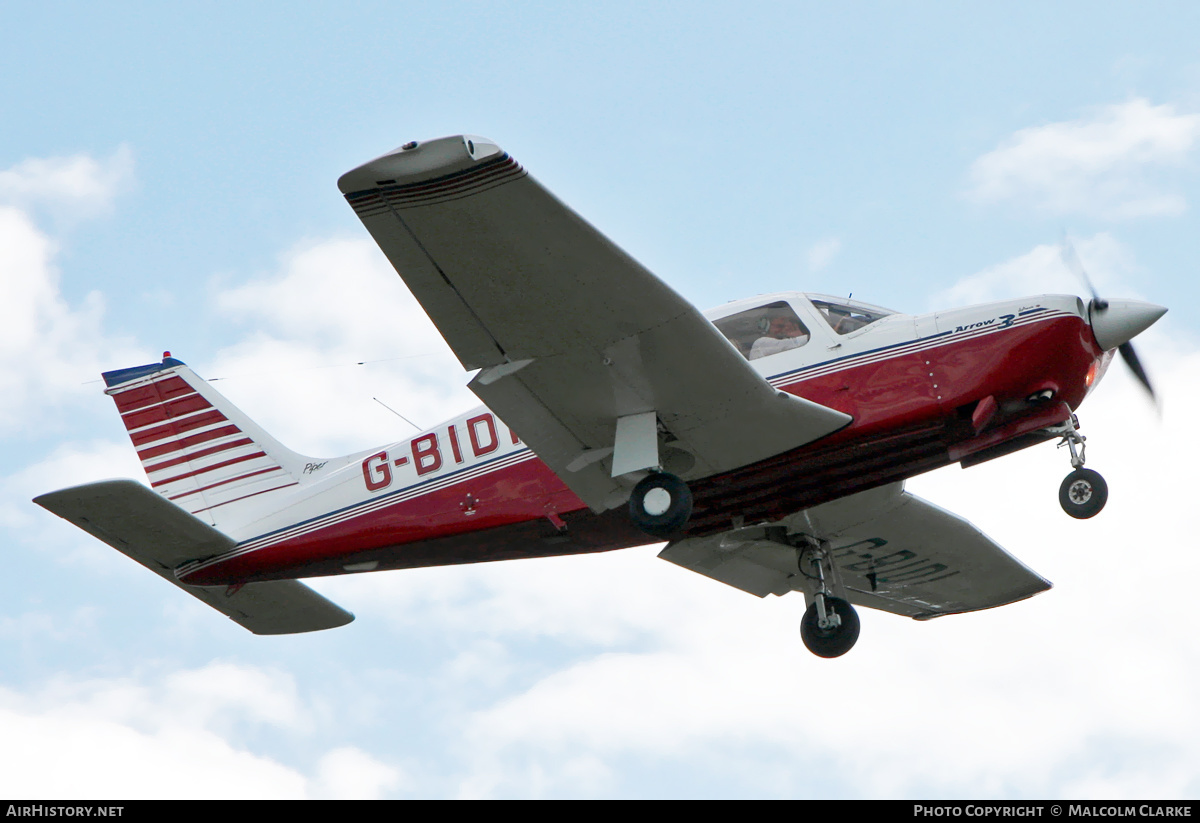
[373,398,423,433]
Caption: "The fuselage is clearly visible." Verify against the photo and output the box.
[178,292,1104,586]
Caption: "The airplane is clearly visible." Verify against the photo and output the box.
[34,135,1167,658]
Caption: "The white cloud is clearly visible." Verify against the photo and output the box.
[967,99,1200,219]
[311,747,408,799]
[204,237,477,456]
[0,206,144,435]
[931,233,1141,309]
[0,145,134,220]
[0,661,409,799]
[806,237,841,272]
[0,663,309,799]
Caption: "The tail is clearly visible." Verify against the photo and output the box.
[104,354,316,528]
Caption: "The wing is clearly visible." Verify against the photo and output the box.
[339,136,850,511]
[34,480,354,635]
[659,483,1050,619]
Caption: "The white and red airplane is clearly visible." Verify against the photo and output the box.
[35,135,1166,657]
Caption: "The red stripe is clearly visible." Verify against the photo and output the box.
[143,437,254,473]
[130,409,228,446]
[121,392,210,431]
[168,466,284,500]
[111,376,191,412]
[137,425,242,459]
[190,481,300,514]
[150,451,269,488]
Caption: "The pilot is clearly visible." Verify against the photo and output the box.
[828,308,866,335]
[749,312,810,360]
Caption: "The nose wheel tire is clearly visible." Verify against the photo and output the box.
[628,472,693,538]
[1059,468,1108,519]
[800,597,860,658]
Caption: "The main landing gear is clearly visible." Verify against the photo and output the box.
[628,472,862,657]
[798,539,860,658]
[628,471,693,538]
[1051,414,1108,519]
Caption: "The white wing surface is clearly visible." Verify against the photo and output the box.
[659,483,1051,618]
[34,480,354,635]
[339,136,851,511]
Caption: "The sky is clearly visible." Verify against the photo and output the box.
[2,1,1199,799]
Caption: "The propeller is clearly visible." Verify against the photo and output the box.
[1059,237,1163,404]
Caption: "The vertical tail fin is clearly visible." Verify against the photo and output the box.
[103,355,314,528]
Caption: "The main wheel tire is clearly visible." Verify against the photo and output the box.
[628,472,693,538]
[1059,468,1108,519]
[800,596,860,658]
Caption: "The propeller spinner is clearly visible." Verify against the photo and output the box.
[1061,240,1166,401]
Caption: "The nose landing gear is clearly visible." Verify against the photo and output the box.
[1050,415,1109,519]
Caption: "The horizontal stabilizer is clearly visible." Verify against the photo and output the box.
[34,479,354,635]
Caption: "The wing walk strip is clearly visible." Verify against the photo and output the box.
[767,309,1071,388]
[177,448,538,578]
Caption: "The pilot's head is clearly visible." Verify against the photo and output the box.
[766,315,804,339]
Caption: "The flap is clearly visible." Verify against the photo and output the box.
[34,480,354,635]
[340,136,850,510]
[659,483,1051,619]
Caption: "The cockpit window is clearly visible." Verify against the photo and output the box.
[713,301,811,360]
[810,298,892,335]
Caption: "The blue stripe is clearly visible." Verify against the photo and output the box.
[102,358,187,388]
[766,331,953,383]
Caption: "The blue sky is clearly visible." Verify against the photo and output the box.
[2,2,1199,798]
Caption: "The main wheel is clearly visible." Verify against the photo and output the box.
[800,596,860,658]
[1059,468,1108,519]
[628,472,693,538]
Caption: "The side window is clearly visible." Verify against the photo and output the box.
[811,298,891,335]
[714,301,811,361]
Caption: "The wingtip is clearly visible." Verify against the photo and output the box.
[337,135,502,195]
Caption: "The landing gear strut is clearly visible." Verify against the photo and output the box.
[1050,414,1108,519]
[798,540,860,658]
[628,472,693,538]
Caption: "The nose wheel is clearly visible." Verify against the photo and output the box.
[1059,468,1108,519]
[1051,414,1108,519]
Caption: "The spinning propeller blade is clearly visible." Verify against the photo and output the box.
[1117,341,1156,401]
[1060,237,1106,310]
[1060,237,1164,404]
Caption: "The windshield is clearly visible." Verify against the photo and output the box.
[809,297,893,335]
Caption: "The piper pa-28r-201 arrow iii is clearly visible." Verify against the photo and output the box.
[35,135,1167,657]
